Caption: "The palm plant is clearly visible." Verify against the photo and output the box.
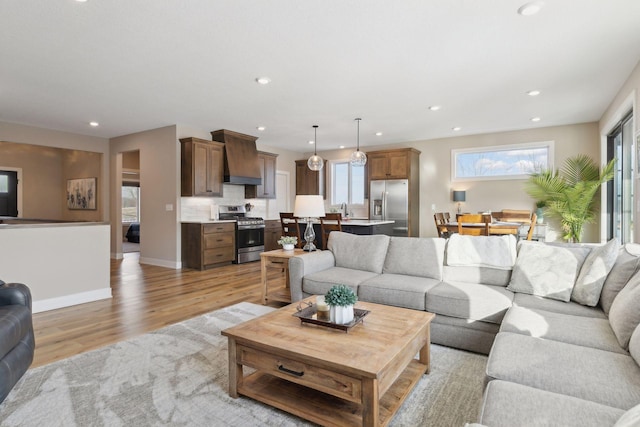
[524,154,615,242]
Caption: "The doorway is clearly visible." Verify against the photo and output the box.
[122,151,140,253]
[606,111,634,243]
[0,170,19,217]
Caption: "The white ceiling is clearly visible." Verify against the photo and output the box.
[1,1,639,152]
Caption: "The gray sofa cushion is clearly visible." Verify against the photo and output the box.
[357,273,439,310]
[426,281,514,324]
[512,293,607,319]
[302,267,377,296]
[631,325,640,367]
[382,237,445,280]
[609,271,640,349]
[601,243,640,314]
[615,403,640,427]
[572,238,619,306]
[487,332,640,410]
[480,380,625,427]
[507,241,591,302]
[328,232,390,274]
[500,306,625,353]
[443,266,512,287]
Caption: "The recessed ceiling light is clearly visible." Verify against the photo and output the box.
[255,77,271,85]
[452,127,462,131]
[256,126,266,131]
[518,2,544,16]
[429,105,441,111]
[527,90,541,96]
[89,121,99,127]
[375,132,383,136]
[339,145,345,149]
[531,117,541,122]
[308,140,315,145]
[76,0,88,2]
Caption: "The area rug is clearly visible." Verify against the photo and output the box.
[0,303,487,426]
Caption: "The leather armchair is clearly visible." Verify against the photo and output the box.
[0,280,35,403]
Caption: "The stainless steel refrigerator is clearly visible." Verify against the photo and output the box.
[369,179,409,237]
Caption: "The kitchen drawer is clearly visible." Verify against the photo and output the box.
[204,233,234,249]
[203,223,235,234]
[203,247,235,265]
[237,345,362,403]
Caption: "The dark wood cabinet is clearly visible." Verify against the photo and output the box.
[245,151,278,199]
[295,159,326,198]
[367,148,418,180]
[264,219,281,251]
[182,222,236,270]
[180,137,224,197]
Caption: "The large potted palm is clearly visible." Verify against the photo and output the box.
[524,154,615,242]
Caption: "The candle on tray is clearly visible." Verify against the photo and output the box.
[316,295,330,321]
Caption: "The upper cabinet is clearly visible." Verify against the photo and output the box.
[367,148,420,180]
[245,151,278,199]
[180,137,224,197]
[295,159,326,198]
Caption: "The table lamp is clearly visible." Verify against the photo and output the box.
[453,190,466,214]
[294,195,325,251]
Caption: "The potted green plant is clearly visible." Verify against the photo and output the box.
[324,284,357,324]
[525,154,615,242]
[277,236,298,251]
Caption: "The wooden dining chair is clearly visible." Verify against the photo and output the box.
[279,212,303,248]
[433,213,450,238]
[320,213,342,248]
[457,214,490,236]
[526,213,538,240]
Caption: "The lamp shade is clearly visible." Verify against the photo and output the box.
[453,190,466,202]
[294,195,325,218]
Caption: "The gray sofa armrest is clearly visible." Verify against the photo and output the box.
[0,281,32,310]
[289,251,336,301]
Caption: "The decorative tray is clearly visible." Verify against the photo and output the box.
[293,303,370,332]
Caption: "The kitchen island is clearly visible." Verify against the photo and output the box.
[297,219,395,250]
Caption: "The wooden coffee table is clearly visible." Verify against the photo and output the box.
[222,298,435,426]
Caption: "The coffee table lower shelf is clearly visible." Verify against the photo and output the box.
[238,359,427,427]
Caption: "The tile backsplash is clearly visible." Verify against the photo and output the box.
[180,184,268,221]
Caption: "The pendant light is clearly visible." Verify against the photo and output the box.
[307,125,324,171]
[350,118,367,166]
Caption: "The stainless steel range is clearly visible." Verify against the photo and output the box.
[218,205,265,263]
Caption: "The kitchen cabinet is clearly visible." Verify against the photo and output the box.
[182,222,235,270]
[180,137,224,197]
[264,219,281,251]
[367,148,419,180]
[245,151,278,199]
[295,159,326,198]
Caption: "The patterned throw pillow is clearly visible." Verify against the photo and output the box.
[571,238,620,306]
[507,241,591,302]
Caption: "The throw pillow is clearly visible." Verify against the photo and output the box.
[608,271,640,349]
[571,238,620,306]
[629,324,640,367]
[507,241,591,302]
[601,243,640,314]
[614,402,640,427]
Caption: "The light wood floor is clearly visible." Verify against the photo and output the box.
[32,253,286,368]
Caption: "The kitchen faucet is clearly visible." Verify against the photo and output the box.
[340,202,348,218]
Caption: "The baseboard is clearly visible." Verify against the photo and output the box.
[139,257,181,269]
[33,288,112,313]
[111,252,124,259]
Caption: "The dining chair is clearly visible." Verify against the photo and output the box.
[433,213,450,238]
[320,213,342,248]
[279,212,303,248]
[526,213,538,240]
[457,214,490,236]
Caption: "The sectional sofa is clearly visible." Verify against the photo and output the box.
[288,231,640,426]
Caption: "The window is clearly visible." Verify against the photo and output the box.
[122,185,140,223]
[452,141,554,181]
[0,175,7,193]
[607,111,634,243]
[331,161,365,205]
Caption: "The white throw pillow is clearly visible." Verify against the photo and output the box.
[614,403,640,427]
[507,241,591,302]
[609,272,640,349]
[571,238,620,306]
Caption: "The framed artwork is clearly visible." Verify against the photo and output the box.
[67,177,97,210]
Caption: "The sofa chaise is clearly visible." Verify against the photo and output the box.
[288,231,640,426]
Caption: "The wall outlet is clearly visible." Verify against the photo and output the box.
[431,204,436,212]
[165,204,173,211]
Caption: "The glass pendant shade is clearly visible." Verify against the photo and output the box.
[350,117,367,167]
[307,125,324,171]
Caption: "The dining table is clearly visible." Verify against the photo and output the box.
[442,221,523,236]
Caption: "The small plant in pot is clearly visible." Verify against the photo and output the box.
[277,236,298,250]
[324,284,357,325]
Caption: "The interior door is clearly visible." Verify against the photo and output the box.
[0,170,18,217]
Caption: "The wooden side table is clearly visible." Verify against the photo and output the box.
[260,249,305,304]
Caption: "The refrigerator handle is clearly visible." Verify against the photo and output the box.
[382,191,387,220]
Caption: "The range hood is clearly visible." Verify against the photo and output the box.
[211,129,262,186]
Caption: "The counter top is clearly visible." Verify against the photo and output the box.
[180,220,237,224]
[0,221,108,229]
[298,219,395,226]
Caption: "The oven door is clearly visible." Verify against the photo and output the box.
[236,226,265,263]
